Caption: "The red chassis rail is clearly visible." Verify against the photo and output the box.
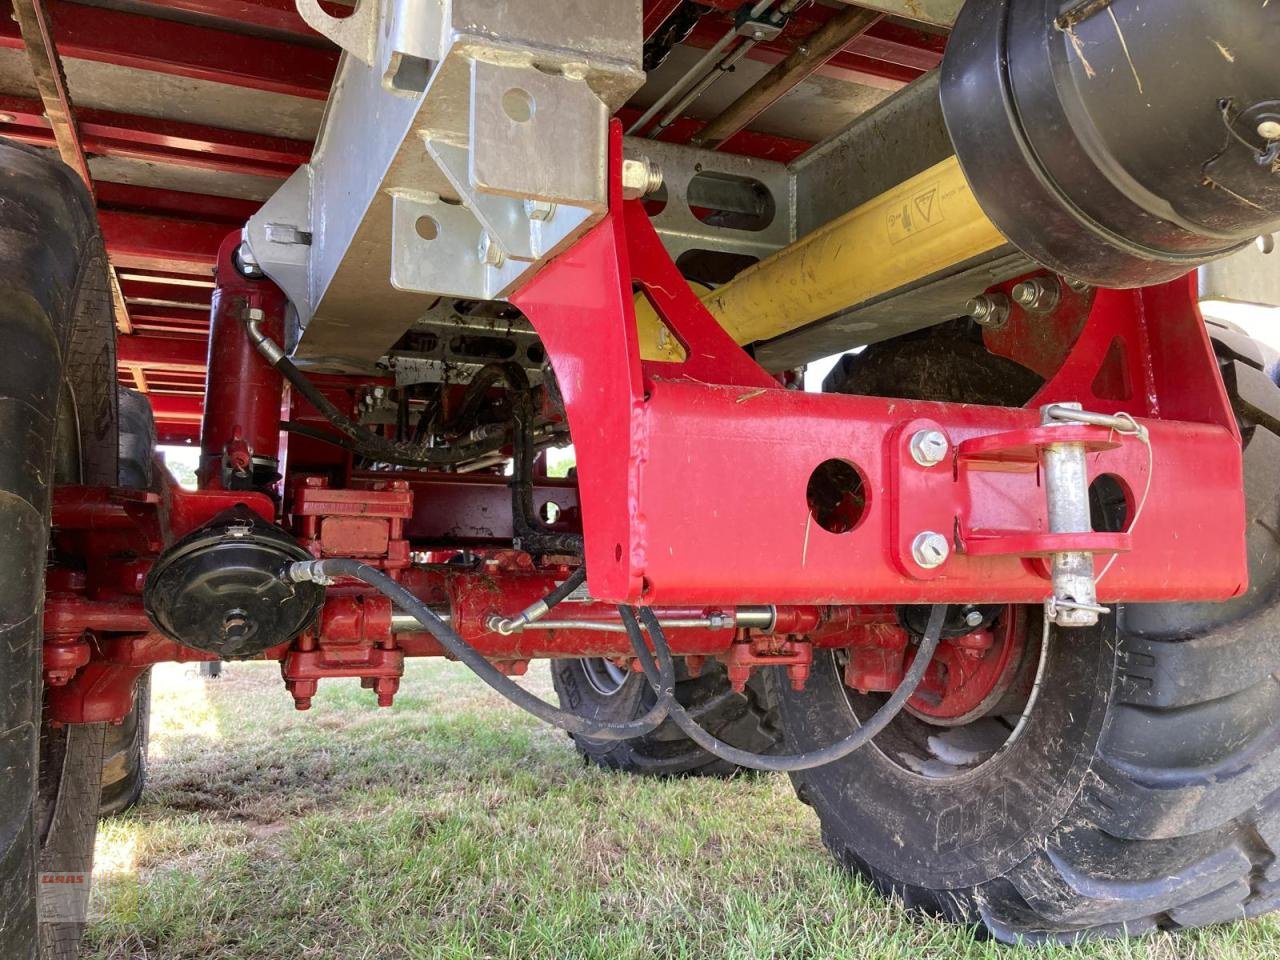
[42,125,1245,728]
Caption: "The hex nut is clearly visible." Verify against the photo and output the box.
[966,294,1010,329]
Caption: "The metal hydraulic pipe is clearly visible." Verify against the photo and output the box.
[629,0,787,137]
[692,6,882,149]
[475,605,778,635]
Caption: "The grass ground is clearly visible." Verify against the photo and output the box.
[85,661,1280,960]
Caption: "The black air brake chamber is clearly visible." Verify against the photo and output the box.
[942,0,1279,286]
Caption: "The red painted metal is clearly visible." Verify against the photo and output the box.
[117,334,207,373]
[197,233,287,488]
[909,607,1030,724]
[0,94,310,179]
[290,477,412,573]
[97,183,261,225]
[722,637,812,693]
[512,122,1246,607]
[643,0,685,42]
[355,470,580,547]
[99,210,225,275]
[0,1,337,99]
[615,106,811,163]
[134,0,332,40]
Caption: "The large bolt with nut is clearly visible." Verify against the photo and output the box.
[1012,277,1062,315]
[966,293,1010,329]
[909,429,950,467]
[911,531,950,569]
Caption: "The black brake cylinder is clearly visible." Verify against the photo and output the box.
[941,0,1280,287]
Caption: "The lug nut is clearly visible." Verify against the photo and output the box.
[1011,277,1061,315]
[965,293,1010,329]
[909,429,950,467]
[911,531,950,569]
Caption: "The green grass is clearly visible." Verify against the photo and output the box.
[85,662,1280,960]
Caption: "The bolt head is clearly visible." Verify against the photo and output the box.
[524,199,557,222]
[477,233,505,268]
[909,429,950,467]
[911,531,950,569]
[1258,120,1280,141]
[964,609,984,628]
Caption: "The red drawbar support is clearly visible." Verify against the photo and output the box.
[513,122,1246,607]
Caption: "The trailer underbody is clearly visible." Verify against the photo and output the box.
[3,0,1280,953]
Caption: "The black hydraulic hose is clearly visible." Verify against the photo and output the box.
[542,565,588,608]
[622,604,948,772]
[274,355,497,467]
[285,559,675,740]
[463,362,583,556]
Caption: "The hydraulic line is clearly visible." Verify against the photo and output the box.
[284,558,946,770]
[244,313,504,468]
[623,604,947,772]
[284,559,675,741]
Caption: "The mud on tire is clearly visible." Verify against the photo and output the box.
[0,139,119,960]
[771,320,1280,943]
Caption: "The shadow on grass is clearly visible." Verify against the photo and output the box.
[85,661,1280,960]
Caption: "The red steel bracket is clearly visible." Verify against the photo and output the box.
[512,122,1246,606]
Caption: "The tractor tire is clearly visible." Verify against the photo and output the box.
[551,658,780,776]
[97,389,156,819]
[97,669,151,819]
[771,319,1280,942]
[0,140,119,960]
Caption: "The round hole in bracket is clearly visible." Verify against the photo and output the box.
[806,459,868,534]
[415,216,439,241]
[540,501,561,524]
[502,87,534,123]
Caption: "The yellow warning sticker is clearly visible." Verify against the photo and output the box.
[886,181,943,245]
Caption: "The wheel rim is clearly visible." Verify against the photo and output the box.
[838,606,1046,779]
[582,657,630,696]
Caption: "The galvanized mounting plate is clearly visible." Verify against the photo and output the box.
[247,0,642,367]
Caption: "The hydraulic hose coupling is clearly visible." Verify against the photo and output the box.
[487,599,552,636]
[243,306,286,365]
[284,559,335,586]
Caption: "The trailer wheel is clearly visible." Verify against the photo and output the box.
[97,389,156,819]
[551,658,779,776]
[772,320,1280,942]
[0,140,119,959]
